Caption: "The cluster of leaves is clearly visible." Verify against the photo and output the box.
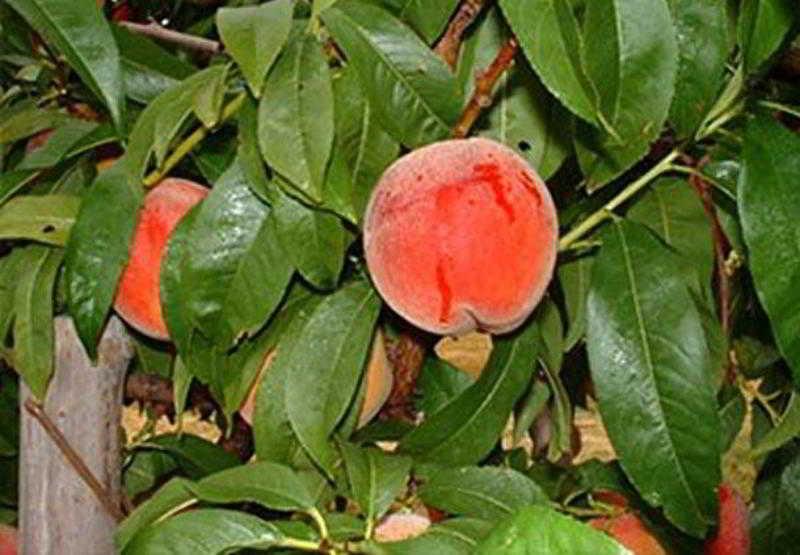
[0,0,799,553]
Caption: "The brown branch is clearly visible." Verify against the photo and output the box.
[434,0,490,69]
[124,373,253,461]
[453,37,519,138]
[380,327,433,422]
[684,156,735,381]
[117,21,221,54]
[24,399,126,523]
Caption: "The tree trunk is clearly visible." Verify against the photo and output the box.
[19,316,132,555]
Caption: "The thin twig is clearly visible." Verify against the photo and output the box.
[117,21,221,54]
[453,37,519,138]
[434,0,489,69]
[24,399,126,523]
[143,92,246,187]
[558,149,681,251]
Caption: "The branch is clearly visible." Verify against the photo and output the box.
[453,37,519,138]
[685,156,735,380]
[24,399,126,523]
[117,21,221,54]
[380,328,432,422]
[143,92,246,187]
[434,0,489,69]
[557,150,681,251]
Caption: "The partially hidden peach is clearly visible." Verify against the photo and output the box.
[239,331,393,428]
[363,138,558,336]
[704,483,750,555]
[0,525,17,555]
[25,129,53,154]
[590,513,666,555]
[114,178,208,340]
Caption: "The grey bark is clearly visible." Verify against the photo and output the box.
[19,316,132,555]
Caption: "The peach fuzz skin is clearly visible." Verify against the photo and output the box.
[114,178,208,340]
[590,513,666,555]
[0,525,16,555]
[704,484,750,555]
[363,138,558,336]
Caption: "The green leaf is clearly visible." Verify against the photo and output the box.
[419,466,548,522]
[340,442,412,524]
[0,104,68,145]
[462,7,570,180]
[181,159,292,348]
[378,0,460,44]
[116,478,195,551]
[332,66,400,223]
[0,194,80,246]
[217,0,293,97]
[739,117,800,387]
[13,246,62,398]
[627,177,714,288]
[559,256,593,351]
[738,0,796,73]
[415,357,475,416]
[192,64,229,129]
[258,31,334,203]
[476,505,630,554]
[751,447,800,554]
[0,170,41,207]
[135,434,240,480]
[586,220,720,537]
[64,161,143,357]
[127,66,228,179]
[369,518,493,555]
[272,190,348,291]
[112,26,194,104]
[751,395,800,459]
[285,281,381,477]
[237,97,275,204]
[399,320,538,465]
[573,0,679,188]
[124,449,178,499]
[667,0,730,137]
[499,0,598,126]
[6,0,125,132]
[19,119,98,169]
[122,509,285,555]
[160,207,201,370]
[322,0,461,147]
[188,461,316,513]
[253,291,326,464]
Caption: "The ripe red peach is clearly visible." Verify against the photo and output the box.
[0,525,17,555]
[114,178,208,340]
[704,483,750,555]
[590,513,666,555]
[363,138,557,336]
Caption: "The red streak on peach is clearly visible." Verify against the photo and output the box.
[704,483,750,555]
[363,138,558,336]
[114,178,208,340]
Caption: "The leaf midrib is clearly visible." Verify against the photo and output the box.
[615,223,704,524]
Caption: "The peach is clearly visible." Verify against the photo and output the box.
[363,138,557,336]
[0,525,17,555]
[374,513,431,543]
[590,513,666,555]
[25,129,53,154]
[704,484,750,555]
[114,178,208,340]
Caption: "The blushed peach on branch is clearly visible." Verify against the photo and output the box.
[363,138,557,336]
[114,178,208,340]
